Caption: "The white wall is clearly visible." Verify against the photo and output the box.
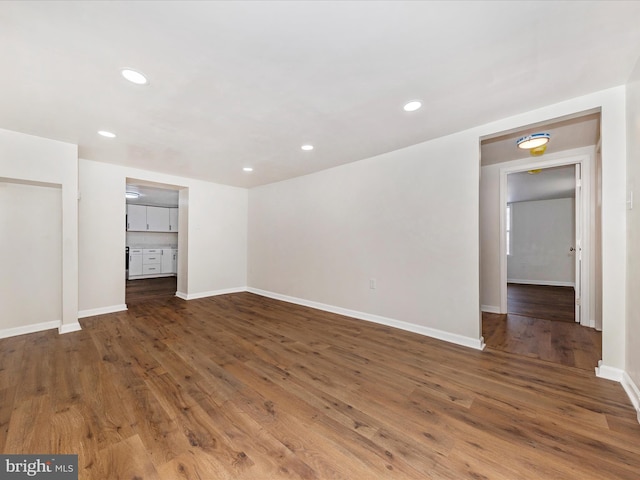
[625,58,640,408]
[0,128,78,333]
[78,159,248,315]
[0,181,61,333]
[126,231,178,248]
[248,87,626,368]
[508,198,575,285]
[249,131,483,347]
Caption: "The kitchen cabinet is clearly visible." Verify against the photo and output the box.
[126,205,147,231]
[169,208,179,232]
[128,248,143,277]
[126,205,179,232]
[161,248,173,273]
[172,248,178,273]
[128,247,177,279]
[147,206,170,232]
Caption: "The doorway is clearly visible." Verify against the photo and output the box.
[479,111,602,370]
[125,181,183,306]
[505,164,578,323]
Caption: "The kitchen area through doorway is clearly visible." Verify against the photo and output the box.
[125,183,179,305]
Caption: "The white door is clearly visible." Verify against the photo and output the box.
[574,164,582,323]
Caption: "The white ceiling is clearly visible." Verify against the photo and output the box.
[126,184,179,207]
[507,165,576,204]
[1,1,639,188]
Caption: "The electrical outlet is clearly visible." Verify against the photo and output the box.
[369,278,376,290]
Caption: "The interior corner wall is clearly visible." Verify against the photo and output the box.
[78,159,248,313]
[248,131,482,343]
[625,59,640,393]
[0,128,78,332]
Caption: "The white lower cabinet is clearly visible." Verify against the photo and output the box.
[128,247,177,279]
[161,248,173,273]
[172,248,178,274]
[129,249,143,277]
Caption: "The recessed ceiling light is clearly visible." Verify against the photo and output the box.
[121,68,149,85]
[125,191,140,199]
[301,144,314,151]
[403,100,422,112]
[243,167,254,172]
[98,130,116,138]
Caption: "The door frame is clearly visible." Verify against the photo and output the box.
[498,153,592,327]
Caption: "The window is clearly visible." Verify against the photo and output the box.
[506,204,512,256]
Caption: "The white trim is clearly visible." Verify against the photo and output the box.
[481,305,501,313]
[59,322,82,334]
[595,361,624,381]
[248,288,485,350]
[0,320,60,339]
[621,372,640,425]
[177,287,246,301]
[78,304,127,318]
[507,279,575,288]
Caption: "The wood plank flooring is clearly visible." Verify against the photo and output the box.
[483,283,601,370]
[482,312,602,370]
[507,283,575,323]
[126,276,177,305]
[1,292,637,479]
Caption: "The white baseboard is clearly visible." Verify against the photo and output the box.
[0,320,60,339]
[177,287,247,301]
[507,279,575,288]
[622,371,640,424]
[595,361,624,381]
[59,322,82,334]
[78,304,127,319]
[247,288,484,351]
[481,305,501,314]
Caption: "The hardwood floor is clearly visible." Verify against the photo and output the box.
[126,276,177,304]
[482,283,601,370]
[1,293,637,479]
[508,283,575,323]
[482,312,602,370]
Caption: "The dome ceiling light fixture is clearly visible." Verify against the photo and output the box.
[516,132,550,150]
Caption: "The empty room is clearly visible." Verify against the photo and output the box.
[1,1,640,479]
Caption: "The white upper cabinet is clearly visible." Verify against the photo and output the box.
[126,205,179,232]
[146,206,170,232]
[126,204,147,231]
[169,207,179,232]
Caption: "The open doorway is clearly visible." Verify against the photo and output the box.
[479,111,602,370]
[506,165,577,323]
[125,181,182,306]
